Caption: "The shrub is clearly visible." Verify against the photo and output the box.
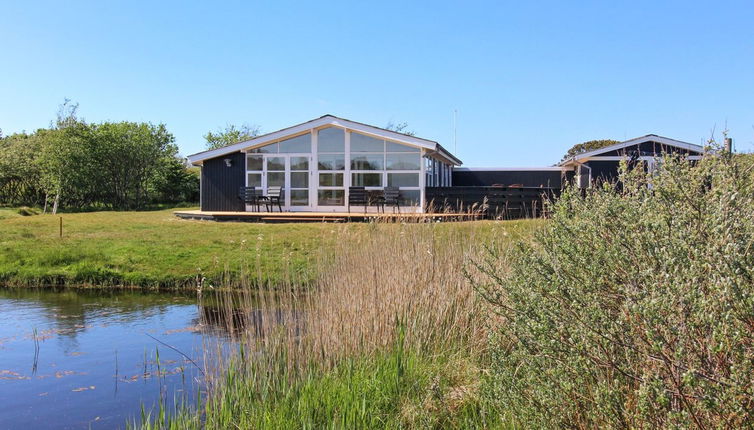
[17,206,40,216]
[475,153,754,428]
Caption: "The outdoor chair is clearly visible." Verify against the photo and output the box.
[266,186,283,212]
[348,187,368,213]
[238,186,265,211]
[382,186,401,213]
[367,189,385,213]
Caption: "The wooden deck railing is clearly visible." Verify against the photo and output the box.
[425,186,561,219]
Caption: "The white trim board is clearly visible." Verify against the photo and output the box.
[584,155,703,161]
[188,115,462,166]
[455,167,563,172]
[559,134,704,167]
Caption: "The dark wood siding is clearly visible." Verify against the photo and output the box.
[600,142,702,157]
[426,186,559,219]
[585,160,621,183]
[452,170,563,188]
[200,152,246,211]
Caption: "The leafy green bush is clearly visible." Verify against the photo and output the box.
[476,153,754,428]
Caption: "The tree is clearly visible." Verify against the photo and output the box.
[38,100,89,213]
[561,139,620,161]
[150,157,200,204]
[385,121,415,136]
[204,124,261,150]
[92,122,177,209]
[0,99,197,211]
[0,132,45,206]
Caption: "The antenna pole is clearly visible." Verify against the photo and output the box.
[453,109,457,154]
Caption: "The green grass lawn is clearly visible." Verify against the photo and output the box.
[0,208,539,289]
[0,207,340,288]
[0,207,22,221]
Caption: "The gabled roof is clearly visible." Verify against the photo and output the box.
[559,134,704,167]
[188,114,462,166]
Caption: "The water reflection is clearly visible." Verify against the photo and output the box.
[0,287,246,430]
[199,303,305,339]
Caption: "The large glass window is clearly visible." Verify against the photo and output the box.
[266,157,285,171]
[319,173,344,187]
[352,173,382,187]
[290,156,309,171]
[291,172,308,188]
[350,154,384,170]
[385,141,420,152]
[267,172,285,187]
[317,154,345,170]
[246,154,263,170]
[249,143,278,153]
[279,133,311,153]
[291,190,309,206]
[386,153,421,170]
[247,173,262,187]
[318,190,344,206]
[289,156,309,206]
[317,128,345,207]
[317,128,345,152]
[351,133,384,152]
[387,173,420,187]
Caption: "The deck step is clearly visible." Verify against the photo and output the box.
[260,216,346,223]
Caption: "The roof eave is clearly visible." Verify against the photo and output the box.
[187,115,457,165]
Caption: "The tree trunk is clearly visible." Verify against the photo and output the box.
[52,190,60,215]
[43,193,48,214]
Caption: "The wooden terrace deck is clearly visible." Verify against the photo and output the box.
[173,210,482,223]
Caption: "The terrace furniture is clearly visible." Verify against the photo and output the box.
[348,187,368,213]
[238,186,265,212]
[266,186,283,212]
[366,189,385,213]
[382,186,401,213]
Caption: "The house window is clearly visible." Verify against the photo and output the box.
[386,153,421,170]
[352,172,382,187]
[387,173,420,187]
[317,127,345,153]
[317,154,345,170]
[246,154,263,171]
[249,143,278,153]
[319,173,343,187]
[279,133,311,153]
[347,132,422,206]
[351,133,384,152]
[317,127,345,206]
[350,154,384,170]
[246,154,263,190]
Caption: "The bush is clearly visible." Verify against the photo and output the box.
[476,153,754,428]
[17,206,40,216]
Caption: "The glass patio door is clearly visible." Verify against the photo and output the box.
[263,154,311,211]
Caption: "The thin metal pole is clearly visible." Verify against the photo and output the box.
[453,109,458,155]
[59,216,62,238]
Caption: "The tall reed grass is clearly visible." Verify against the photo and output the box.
[137,219,533,429]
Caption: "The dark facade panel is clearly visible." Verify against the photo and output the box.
[426,186,560,219]
[586,160,621,183]
[200,152,246,211]
[600,141,702,157]
[452,170,562,188]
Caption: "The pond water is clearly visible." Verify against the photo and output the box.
[0,287,233,430]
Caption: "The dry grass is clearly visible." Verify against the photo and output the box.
[169,218,539,429]
[209,219,535,369]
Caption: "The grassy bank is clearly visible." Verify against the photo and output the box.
[0,207,332,288]
[0,207,538,289]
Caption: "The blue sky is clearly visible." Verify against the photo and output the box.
[1,0,753,166]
